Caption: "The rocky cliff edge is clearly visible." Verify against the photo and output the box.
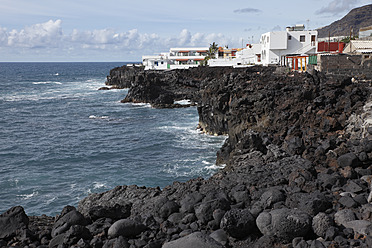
[1,66,372,248]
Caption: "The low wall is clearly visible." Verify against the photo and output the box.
[311,54,372,79]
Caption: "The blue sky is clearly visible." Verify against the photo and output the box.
[0,0,370,62]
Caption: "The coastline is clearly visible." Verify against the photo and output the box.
[1,65,372,247]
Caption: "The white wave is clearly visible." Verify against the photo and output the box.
[54,73,59,76]
[174,99,191,105]
[85,79,95,83]
[93,182,107,189]
[131,102,151,107]
[158,125,189,131]
[205,163,226,170]
[32,81,62,85]
[46,196,57,205]
[17,190,38,200]
[89,115,109,119]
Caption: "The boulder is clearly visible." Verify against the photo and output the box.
[63,225,92,246]
[209,229,228,246]
[179,192,203,213]
[286,192,332,216]
[0,206,29,240]
[194,192,230,225]
[259,188,286,209]
[256,208,311,242]
[337,153,360,168]
[220,208,256,239]
[159,200,180,219]
[162,232,224,248]
[343,220,372,236]
[334,209,356,226]
[108,219,147,238]
[87,203,131,221]
[52,209,88,237]
[312,212,334,238]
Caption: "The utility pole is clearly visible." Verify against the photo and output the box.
[350,27,352,53]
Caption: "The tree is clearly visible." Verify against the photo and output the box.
[340,35,358,44]
[202,42,219,66]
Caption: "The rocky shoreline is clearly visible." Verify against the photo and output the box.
[1,66,372,248]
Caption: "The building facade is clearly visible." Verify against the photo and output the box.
[260,25,318,66]
[142,47,208,70]
[142,25,318,70]
[208,44,262,67]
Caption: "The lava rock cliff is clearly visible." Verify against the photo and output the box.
[1,66,372,248]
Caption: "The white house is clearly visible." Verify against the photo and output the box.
[208,44,262,67]
[260,25,318,66]
[343,40,372,54]
[142,53,169,70]
[236,44,262,65]
[142,25,318,70]
[142,47,208,70]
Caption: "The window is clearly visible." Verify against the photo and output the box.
[257,54,261,62]
[311,35,316,46]
[300,35,305,42]
[288,35,292,40]
[267,36,269,43]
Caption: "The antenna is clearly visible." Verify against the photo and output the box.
[306,19,310,30]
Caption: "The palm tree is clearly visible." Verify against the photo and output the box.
[208,42,219,59]
[203,42,219,66]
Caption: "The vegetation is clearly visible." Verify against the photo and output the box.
[202,42,219,66]
[340,36,359,43]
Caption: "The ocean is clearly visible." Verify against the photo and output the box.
[0,62,226,216]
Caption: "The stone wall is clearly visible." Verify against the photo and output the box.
[310,54,372,79]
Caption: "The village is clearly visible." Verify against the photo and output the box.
[141,24,372,76]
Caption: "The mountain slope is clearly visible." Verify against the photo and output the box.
[317,4,372,38]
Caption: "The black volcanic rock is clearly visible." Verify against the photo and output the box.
[220,208,256,239]
[51,206,88,237]
[2,65,371,247]
[105,65,143,88]
[256,208,312,242]
[0,206,29,240]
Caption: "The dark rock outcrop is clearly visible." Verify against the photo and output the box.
[162,231,224,248]
[0,206,29,240]
[1,65,371,247]
[256,208,312,242]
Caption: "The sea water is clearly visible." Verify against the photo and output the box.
[0,62,226,216]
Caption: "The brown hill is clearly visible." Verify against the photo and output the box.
[317,4,372,38]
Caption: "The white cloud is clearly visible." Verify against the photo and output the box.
[0,26,8,45]
[0,19,245,61]
[190,32,205,46]
[233,8,262,14]
[178,29,191,46]
[315,0,361,15]
[7,19,63,48]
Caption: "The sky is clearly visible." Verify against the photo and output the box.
[0,0,370,62]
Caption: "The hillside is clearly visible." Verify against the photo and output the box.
[317,4,372,38]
